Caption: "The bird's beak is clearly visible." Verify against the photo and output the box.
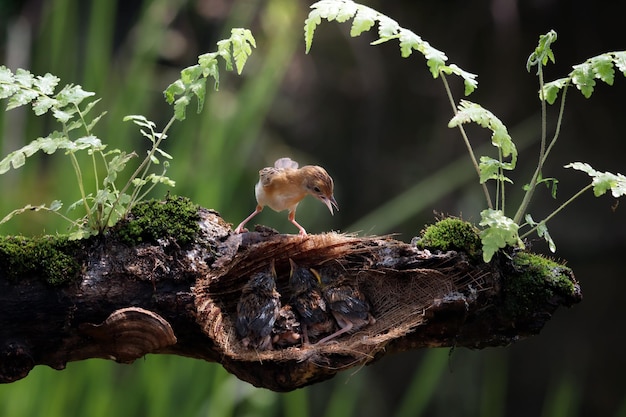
[323,195,339,215]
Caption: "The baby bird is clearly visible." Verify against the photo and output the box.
[288,259,335,345]
[234,157,338,236]
[316,269,376,345]
[272,305,301,348]
[235,261,281,351]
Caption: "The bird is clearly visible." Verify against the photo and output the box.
[272,305,301,348]
[288,259,336,345]
[234,157,338,236]
[316,268,376,345]
[235,261,281,351]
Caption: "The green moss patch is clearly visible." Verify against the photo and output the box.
[416,217,482,260]
[116,196,200,246]
[0,235,81,286]
[502,252,575,319]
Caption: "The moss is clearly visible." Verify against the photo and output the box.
[502,252,575,319]
[116,195,200,246]
[416,217,482,260]
[0,235,82,286]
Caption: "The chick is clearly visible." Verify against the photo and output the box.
[272,305,301,348]
[235,261,281,350]
[234,157,338,235]
[316,269,376,345]
[288,259,336,345]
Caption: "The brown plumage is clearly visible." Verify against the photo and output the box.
[288,259,336,345]
[235,261,281,350]
[234,157,338,235]
[316,269,376,345]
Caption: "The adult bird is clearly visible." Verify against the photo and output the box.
[234,157,338,235]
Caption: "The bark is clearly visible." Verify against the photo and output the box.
[0,198,582,392]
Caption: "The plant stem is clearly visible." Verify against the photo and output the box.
[441,73,493,209]
[540,82,569,165]
[513,65,548,224]
[103,114,177,227]
[68,151,93,225]
[520,183,592,239]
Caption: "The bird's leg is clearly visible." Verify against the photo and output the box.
[234,205,263,233]
[288,210,308,236]
[315,322,353,345]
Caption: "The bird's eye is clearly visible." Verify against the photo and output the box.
[313,186,321,193]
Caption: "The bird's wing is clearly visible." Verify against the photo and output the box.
[274,157,299,170]
[248,299,280,338]
[327,287,371,319]
[259,167,279,187]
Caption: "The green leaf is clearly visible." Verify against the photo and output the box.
[377,15,399,39]
[442,64,478,95]
[565,162,626,198]
[6,89,39,110]
[32,95,58,115]
[155,147,173,160]
[571,62,596,98]
[189,79,207,114]
[478,156,513,184]
[304,10,323,54]
[73,136,104,151]
[524,214,556,253]
[229,28,256,74]
[0,134,72,174]
[350,7,377,37]
[55,84,95,106]
[181,64,203,84]
[526,30,557,73]
[479,209,523,262]
[398,29,422,58]
[14,69,35,87]
[86,111,108,132]
[173,96,190,121]
[198,52,220,90]
[34,73,60,95]
[0,66,14,82]
[164,80,186,104]
[541,77,569,104]
[612,51,626,76]
[449,100,516,160]
[589,54,615,85]
[52,107,73,123]
[124,114,156,130]
[523,174,559,199]
[104,151,137,186]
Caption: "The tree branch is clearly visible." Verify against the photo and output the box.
[0,198,582,391]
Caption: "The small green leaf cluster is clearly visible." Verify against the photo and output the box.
[304,0,477,95]
[0,29,255,239]
[542,52,626,103]
[164,28,256,121]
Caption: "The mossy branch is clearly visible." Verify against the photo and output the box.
[0,198,581,391]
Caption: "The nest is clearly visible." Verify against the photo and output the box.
[194,230,497,389]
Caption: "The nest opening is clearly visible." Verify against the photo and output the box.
[196,233,497,365]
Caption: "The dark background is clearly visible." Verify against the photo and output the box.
[1,0,625,416]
